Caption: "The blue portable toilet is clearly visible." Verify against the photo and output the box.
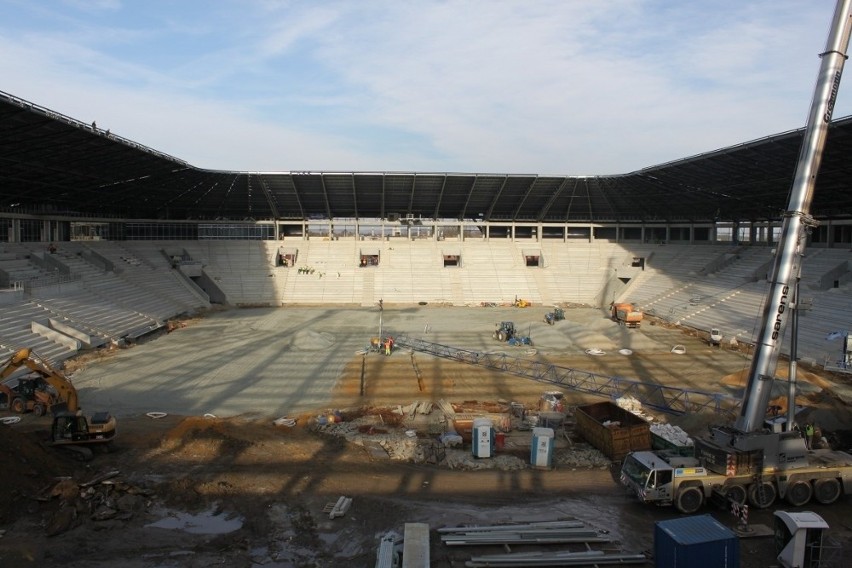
[530,427,555,469]
[654,514,739,568]
[471,418,494,458]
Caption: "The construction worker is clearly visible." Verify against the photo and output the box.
[805,423,815,450]
[384,337,392,356]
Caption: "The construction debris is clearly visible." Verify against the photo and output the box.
[323,495,353,519]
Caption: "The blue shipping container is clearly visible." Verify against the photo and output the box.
[654,514,739,568]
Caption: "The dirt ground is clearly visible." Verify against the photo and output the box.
[1,307,852,567]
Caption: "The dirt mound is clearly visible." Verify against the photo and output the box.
[290,329,336,350]
[0,423,76,524]
[720,366,828,388]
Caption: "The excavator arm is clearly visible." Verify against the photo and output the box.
[0,348,79,413]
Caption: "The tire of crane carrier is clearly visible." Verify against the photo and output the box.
[748,481,777,509]
[723,485,747,505]
[675,485,704,514]
[10,397,25,414]
[813,478,842,505]
[33,403,46,417]
[785,480,813,507]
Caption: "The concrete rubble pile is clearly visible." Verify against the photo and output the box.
[552,445,611,469]
[443,450,527,471]
[650,422,693,447]
[37,470,153,536]
[313,399,612,471]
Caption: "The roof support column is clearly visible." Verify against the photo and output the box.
[8,219,20,243]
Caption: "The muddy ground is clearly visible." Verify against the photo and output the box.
[1,306,851,567]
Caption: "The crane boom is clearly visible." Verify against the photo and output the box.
[736,0,852,433]
[621,3,852,514]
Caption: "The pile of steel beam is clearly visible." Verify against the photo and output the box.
[465,549,648,567]
[438,520,647,567]
[439,520,610,546]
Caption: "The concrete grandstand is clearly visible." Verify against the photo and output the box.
[0,90,850,373]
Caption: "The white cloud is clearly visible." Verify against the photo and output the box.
[1,0,849,175]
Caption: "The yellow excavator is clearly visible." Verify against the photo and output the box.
[1,348,116,460]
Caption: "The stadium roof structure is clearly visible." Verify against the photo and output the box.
[2,90,852,225]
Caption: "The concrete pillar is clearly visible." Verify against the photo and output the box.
[10,219,20,243]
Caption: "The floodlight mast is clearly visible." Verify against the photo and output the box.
[735,0,852,434]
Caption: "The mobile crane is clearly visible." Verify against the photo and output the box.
[621,0,852,514]
[0,347,116,460]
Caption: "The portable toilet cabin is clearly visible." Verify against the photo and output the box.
[530,427,555,469]
[654,514,739,568]
[774,511,829,568]
[471,418,494,458]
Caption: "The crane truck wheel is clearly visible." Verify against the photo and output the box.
[813,478,841,505]
[10,397,25,414]
[748,481,777,508]
[675,486,704,514]
[785,480,813,507]
[723,485,747,505]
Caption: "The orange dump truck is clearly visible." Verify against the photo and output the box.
[611,302,643,328]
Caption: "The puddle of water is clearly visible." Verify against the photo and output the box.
[146,506,244,534]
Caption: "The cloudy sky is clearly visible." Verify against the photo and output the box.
[1,0,850,175]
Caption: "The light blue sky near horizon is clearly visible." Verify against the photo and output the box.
[1,0,850,176]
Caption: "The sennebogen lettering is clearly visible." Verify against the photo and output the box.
[771,285,790,340]
[823,70,842,122]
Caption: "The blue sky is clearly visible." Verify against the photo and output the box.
[1,0,850,175]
